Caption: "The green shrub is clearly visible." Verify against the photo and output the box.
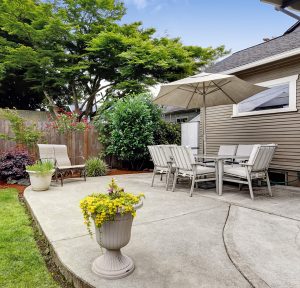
[154,120,181,145]
[86,157,108,177]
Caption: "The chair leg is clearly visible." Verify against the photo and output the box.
[172,169,178,192]
[266,173,272,197]
[151,167,156,187]
[190,176,195,197]
[166,170,171,191]
[60,172,64,187]
[239,183,243,191]
[246,172,254,200]
[160,173,163,181]
[83,169,86,182]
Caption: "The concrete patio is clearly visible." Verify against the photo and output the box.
[24,173,300,288]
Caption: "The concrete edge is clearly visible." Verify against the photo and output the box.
[274,184,300,193]
[223,206,270,288]
[24,188,95,288]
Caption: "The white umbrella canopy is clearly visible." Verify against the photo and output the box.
[153,72,267,153]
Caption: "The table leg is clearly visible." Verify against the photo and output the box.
[215,160,219,195]
[218,159,223,196]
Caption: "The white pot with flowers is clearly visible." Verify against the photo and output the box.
[80,179,144,280]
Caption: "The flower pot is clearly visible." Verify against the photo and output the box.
[26,169,55,191]
[92,201,143,280]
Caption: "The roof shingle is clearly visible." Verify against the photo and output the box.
[207,22,300,73]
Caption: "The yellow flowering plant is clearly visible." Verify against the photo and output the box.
[80,179,144,235]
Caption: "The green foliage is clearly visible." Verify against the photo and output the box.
[0,0,229,115]
[86,157,108,177]
[96,94,155,169]
[26,161,54,174]
[154,120,181,145]
[0,188,59,287]
[95,93,181,169]
[0,109,43,148]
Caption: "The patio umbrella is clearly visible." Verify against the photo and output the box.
[153,72,267,154]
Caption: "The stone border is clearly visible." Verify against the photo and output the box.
[24,188,95,288]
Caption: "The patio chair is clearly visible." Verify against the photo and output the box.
[232,144,254,164]
[148,145,175,189]
[170,146,215,197]
[223,144,277,200]
[204,144,238,166]
[38,144,86,186]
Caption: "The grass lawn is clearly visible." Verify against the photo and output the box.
[0,188,59,288]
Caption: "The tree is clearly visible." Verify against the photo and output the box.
[0,0,229,116]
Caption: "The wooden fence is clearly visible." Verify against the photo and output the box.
[0,110,102,162]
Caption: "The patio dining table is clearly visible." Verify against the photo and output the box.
[196,154,249,196]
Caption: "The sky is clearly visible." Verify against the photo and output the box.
[121,0,298,54]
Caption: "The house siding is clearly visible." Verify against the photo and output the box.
[164,110,199,123]
[200,57,300,174]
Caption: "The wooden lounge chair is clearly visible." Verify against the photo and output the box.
[170,146,215,197]
[223,144,277,200]
[38,144,86,186]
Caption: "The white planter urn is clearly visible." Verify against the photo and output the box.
[92,201,143,279]
[26,170,55,191]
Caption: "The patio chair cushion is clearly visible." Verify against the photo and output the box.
[224,166,265,179]
[179,165,215,176]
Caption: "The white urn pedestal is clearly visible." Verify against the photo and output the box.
[92,202,142,279]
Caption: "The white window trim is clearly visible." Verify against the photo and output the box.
[232,74,299,117]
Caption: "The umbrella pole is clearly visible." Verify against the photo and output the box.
[202,93,207,155]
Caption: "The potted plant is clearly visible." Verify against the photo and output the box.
[26,161,55,191]
[80,179,144,279]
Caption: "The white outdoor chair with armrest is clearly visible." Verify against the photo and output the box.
[148,145,176,189]
[204,145,238,166]
[170,146,215,197]
[223,144,277,200]
[231,144,254,164]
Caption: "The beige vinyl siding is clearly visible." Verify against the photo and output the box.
[200,57,300,172]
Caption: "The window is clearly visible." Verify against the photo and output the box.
[176,117,188,123]
[232,75,298,117]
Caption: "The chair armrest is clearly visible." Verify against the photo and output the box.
[239,162,252,167]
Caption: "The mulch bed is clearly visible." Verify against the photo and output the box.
[108,168,151,176]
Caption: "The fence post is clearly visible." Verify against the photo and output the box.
[84,128,89,160]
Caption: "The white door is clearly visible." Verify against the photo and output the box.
[181,121,199,155]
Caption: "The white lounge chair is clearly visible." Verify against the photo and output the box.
[38,144,86,186]
[170,146,215,197]
[223,144,277,200]
[148,145,175,189]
